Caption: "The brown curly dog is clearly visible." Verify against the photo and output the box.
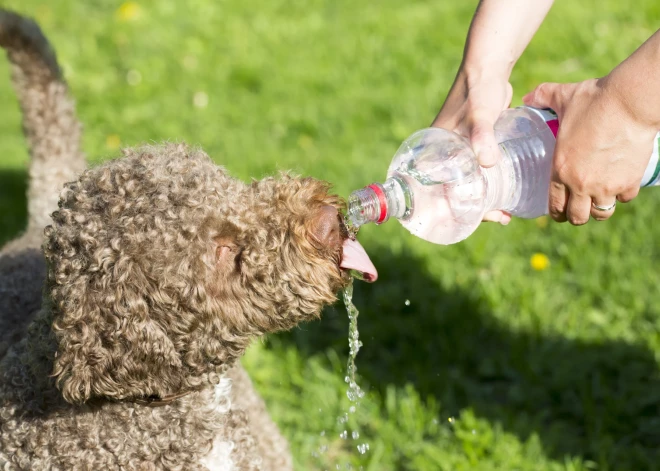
[0,9,377,471]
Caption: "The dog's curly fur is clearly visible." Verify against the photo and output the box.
[0,9,353,470]
[46,144,345,405]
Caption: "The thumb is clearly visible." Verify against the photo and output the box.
[522,82,560,111]
[504,82,513,108]
[469,117,500,168]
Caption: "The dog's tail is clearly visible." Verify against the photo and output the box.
[0,9,85,234]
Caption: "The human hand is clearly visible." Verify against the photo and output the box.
[432,69,513,224]
[523,78,658,224]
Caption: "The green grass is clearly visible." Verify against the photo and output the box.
[2,0,660,469]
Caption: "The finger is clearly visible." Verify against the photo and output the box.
[617,186,640,203]
[431,113,452,130]
[522,82,561,113]
[548,179,569,222]
[504,82,513,108]
[431,95,465,130]
[590,197,617,221]
[469,117,499,168]
[566,192,592,225]
[483,210,512,225]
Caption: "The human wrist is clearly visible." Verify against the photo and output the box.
[460,54,513,90]
[599,73,660,132]
[599,30,660,132]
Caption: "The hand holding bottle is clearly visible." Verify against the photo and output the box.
[431,0,554,225]
[347,107,660,245]
[523,30,660,224]
[432,71,513,225]
[432,71,512,169]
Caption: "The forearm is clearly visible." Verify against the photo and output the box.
[603,29,660,129]
[461,0,554,80]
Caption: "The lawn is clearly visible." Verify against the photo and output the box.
[1,1,660,470]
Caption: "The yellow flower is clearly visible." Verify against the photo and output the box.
[530,253,550,271]
[116,2,142,22]
[535,216,549,229]
[297,134,314,150]
[106,134,121,150]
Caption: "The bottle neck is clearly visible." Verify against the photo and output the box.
[346,177,412,228]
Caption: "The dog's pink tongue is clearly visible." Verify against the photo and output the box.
[341,238,378,282]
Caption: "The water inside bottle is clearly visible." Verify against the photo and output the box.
[390,168,485,245]
[382,128,488,245]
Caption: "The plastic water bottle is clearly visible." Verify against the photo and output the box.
[346,106,660,245]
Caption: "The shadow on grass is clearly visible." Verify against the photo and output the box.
[0,168,28,246]
[274,248,660,470]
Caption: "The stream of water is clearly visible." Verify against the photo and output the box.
[313,279,370,470]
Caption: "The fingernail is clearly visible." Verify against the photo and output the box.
[478,147,499,168]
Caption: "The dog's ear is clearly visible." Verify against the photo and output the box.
[51,263,185,404]
[214,236,241,272]
[309,205,342,248]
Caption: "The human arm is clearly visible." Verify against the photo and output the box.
[433,0,554,166]
[523,29,660,224]
[432,0,554,223]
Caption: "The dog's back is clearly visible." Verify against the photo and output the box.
[0,9,85,358]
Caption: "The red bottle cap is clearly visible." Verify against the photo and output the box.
[367,184,388,224]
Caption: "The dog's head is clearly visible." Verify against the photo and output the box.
[43,143,376,404]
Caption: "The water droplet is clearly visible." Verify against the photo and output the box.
[448,417,454,423]
[349,406,356,413]
[404,299,411,306]
[340,430,348,439]
[357,443,370,454]
[352,431,360,439]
